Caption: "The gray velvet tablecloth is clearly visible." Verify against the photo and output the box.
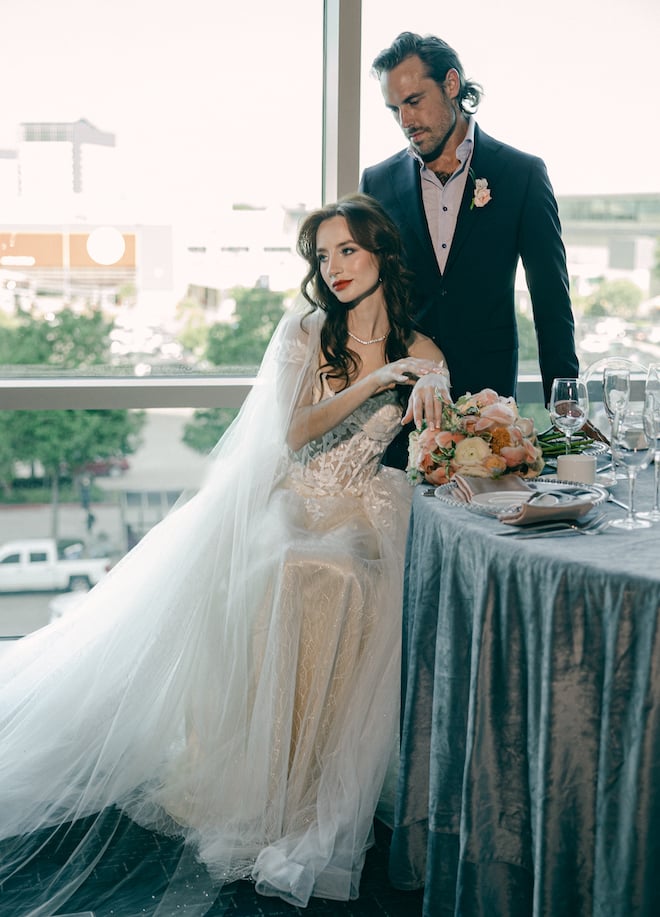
[390,470,660,917]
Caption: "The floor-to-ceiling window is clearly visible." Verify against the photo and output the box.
[0,0,324,637]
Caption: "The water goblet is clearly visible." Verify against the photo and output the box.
[603,363,631,479]
[609,405,653,531]
[638,369,660,522]
[549,377,589,454]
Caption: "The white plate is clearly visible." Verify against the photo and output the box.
[471,491,556,510]
[434,479,608,517]
[540,472,616,488]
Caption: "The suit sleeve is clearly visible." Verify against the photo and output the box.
[518,157,579,403]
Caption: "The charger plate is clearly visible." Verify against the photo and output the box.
[433,478,608,518]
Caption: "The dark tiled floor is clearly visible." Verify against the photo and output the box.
[1,815,424,917]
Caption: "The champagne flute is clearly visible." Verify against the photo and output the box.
[549,377,589,454]
[602,363,631,479]
[609,404,652,530]
[638,366,660,522]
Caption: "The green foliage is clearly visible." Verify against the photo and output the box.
[181,285,288,454]
[2,410,142,480]
[577,279,644,319]
[206,286,286,367]
[516,310,540,363]
[175,297,210,357]
[0,306,114,368]
[0,307,145,535]
[182,408,239,455]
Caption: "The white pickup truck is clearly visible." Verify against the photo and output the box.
[0,539,111,593]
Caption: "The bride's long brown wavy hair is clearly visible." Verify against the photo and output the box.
[297,193,417,398]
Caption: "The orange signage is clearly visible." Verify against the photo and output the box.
[0,232,136,268]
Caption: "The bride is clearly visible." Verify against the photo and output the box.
[0,193,448,915]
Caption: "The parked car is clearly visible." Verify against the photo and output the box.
[0,539,110,593]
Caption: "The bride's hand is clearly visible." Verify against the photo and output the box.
[401,371,452,429]
[371,358,445,394]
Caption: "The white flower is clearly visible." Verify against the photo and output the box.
[469,170,492,209]
[472,178,491,208]
[454,437,492,465]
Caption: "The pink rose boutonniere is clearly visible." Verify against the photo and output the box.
[469,169,491,209]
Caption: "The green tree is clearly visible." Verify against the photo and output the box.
[174,296,210,358]
[0,306,114,368]
[0,307,145,537]
[206,286,286,367]
[182,408,238,455]
[182,285,287,453]
[580,279,643,319]
[516,310,540,364]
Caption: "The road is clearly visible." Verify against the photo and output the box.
[0,591,54,638]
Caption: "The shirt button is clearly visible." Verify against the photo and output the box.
[441,243,447,249]
[442,206,448,212]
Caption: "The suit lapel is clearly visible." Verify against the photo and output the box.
[389,153,440,276]
[444,126,502,273]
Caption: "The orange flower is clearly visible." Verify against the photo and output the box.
[488,427,512,454]
[483,454,508,475]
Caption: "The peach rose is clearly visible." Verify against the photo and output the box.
[474,402,517,430]
[516,417,535,438]
[523,440,543,464]
[500,445,527,467]
[473,178,491,206]
[424,464,451,486]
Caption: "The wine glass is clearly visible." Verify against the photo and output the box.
[549,378,589,454]
[638,366,660,522]
[602,363,631,479]
[609,404,653,530]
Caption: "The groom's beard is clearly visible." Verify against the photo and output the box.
[418,109,457,164]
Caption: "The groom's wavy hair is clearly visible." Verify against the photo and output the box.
[372,32,483,115]
[297,192,416,396]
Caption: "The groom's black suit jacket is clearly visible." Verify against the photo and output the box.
[359,125,579,410]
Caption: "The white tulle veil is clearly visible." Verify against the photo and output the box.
[0,304,329,916]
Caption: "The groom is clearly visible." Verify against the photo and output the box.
[360,32,579,464]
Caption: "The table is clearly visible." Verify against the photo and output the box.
[389,469,660,917]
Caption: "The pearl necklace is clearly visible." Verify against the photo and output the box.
[347,329,388,346]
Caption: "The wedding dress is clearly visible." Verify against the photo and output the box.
[0,308,413,915]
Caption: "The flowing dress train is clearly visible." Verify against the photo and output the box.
[0,310,412,914]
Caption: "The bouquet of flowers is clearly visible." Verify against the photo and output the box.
[407,388,545,486]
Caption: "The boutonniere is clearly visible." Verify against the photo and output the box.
[469,169,492,209]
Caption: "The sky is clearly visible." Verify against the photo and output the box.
[1,0,659,222]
